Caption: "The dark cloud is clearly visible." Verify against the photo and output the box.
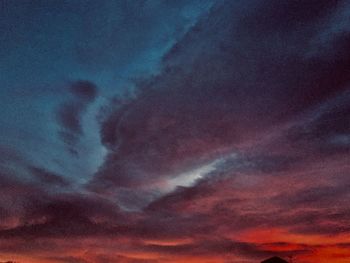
[240,0,340,34]
[0,193,126,238]
[286,90,350,157]
[69,80,97,101]
[28,166,69,187]
[143,239,271,259]
[276,184,350,208]
[92,254,158,263]
[90,0,350,196]
[56,80,98,154]
[0,169,48,231]
[46,257,88,263]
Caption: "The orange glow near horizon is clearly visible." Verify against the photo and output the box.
[2,232,350,263]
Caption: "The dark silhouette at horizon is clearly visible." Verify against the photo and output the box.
[261,256,288,263]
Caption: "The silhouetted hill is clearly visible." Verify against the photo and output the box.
[261,256,288,263]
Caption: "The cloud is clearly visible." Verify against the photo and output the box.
[56,81,98,154]
[0,192,126,239]
[286,90,350,156]
[28,166,70,187]
[89,0,350,204]
[45,257,88,263]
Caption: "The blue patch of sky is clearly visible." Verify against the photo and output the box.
[0,0,216,185]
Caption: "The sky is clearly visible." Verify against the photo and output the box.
[0,0,349,262]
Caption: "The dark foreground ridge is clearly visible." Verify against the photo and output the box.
[261,256,288,263]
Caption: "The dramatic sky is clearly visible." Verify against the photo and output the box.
[0,1,350,262]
